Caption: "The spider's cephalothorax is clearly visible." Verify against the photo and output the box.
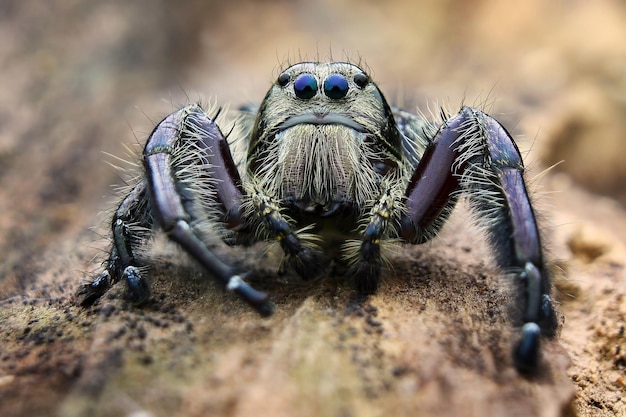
[247,62,402,217]
[78,61,558,374]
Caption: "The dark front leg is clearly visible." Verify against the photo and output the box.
[400,106,557,373]
[143,106,273,316]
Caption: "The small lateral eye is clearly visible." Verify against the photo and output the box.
[293,73,318,99]
[353,72,369,88]
[277,71,290,87]
[324,74,349,99]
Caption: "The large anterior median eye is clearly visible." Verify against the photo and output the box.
[293,73,318,99]
[324,74,349,99]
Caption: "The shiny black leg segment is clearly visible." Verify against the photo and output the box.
[473,113,558,341]
[77,181,153,306]
[142,106,274,316]
[399,106,557,373]
[167,220,273,317]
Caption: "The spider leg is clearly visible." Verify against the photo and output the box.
[399,106,557,373]
[142,106,274,316]
[351,188,398,294]
[77,180,153,305]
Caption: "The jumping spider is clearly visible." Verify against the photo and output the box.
[78,61,558,373]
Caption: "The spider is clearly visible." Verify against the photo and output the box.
[78,61,558,373]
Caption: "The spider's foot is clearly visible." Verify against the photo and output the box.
[353,266,381,295]
[353,240,382,295]
[254,299,275,318]
[353,262,382,295]
[226,274,275,317]
[291,247,328,281]
[280,234,328,281]
[123,266,150,304]
[76,270,112,306]
[513,322,541,373]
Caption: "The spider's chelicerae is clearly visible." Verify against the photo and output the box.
[78,61,558,373]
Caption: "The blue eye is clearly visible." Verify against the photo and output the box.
[324,74,349,99]
[293,74,318,99]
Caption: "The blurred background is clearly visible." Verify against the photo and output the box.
[0,0,625,415]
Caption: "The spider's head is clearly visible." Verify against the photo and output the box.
[247,62,402,215]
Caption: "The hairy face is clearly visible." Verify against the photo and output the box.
[247,62,402,215]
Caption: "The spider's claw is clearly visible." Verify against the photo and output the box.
[513,322,541,373]
[124,266,150,304]
[76,270,112,306]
